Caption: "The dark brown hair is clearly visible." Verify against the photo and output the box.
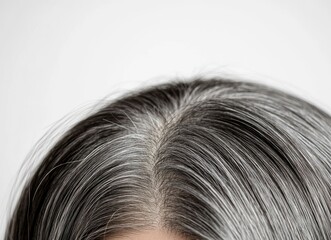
[5,77,331,240]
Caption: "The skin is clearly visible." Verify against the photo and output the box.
[109,229,189,240]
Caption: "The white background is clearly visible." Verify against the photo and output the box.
[1,0,331,237]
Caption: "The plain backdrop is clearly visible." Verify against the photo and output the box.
[1,0,331,237]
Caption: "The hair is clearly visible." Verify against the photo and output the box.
[4,76,331,240]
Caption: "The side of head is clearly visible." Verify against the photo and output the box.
[4,77,331,240]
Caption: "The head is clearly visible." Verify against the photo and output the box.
[4,77,331,240]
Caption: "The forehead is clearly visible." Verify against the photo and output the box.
[108,229,188,240]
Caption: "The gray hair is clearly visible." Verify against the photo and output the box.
[4,77,331,240]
